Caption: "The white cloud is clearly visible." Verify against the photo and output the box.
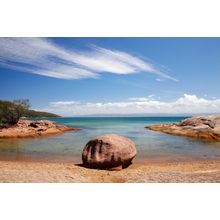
[36,94,220,116]
[0,38,177,81]
[50,101,80,106]
[129,94,155,101]
[129,97,150,101]
[156,78,164,82]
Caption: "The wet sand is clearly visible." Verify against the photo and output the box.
[0,159,220,183]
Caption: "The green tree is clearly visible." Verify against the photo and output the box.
[0,100,25,128]
[0,99,60,128]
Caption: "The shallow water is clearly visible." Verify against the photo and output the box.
[0,117,220,163]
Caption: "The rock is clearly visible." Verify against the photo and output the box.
[146,114,220,141]
[82,134,137,169]
[0,119,79,138]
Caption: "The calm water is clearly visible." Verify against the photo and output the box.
[0,117,220,163]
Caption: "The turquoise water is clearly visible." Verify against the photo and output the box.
[0,117,220,163]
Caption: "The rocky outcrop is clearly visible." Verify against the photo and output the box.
[146,114,220,141]
[0,120,79,138]
[82,134,137,169]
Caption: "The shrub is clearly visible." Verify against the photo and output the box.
[0,99,60,128]
[0,100,25,128]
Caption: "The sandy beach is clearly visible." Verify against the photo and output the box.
[0,159,220,183]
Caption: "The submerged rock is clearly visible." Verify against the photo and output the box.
[0,119,79,138]
[82,134,137,169]
[146,114,220,141]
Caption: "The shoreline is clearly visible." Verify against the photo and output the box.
[1,159,219,183]
[146,114,220,141]
[0,119,79,138]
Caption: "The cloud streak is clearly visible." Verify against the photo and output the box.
[50,101,80,106]
[37,94,220,116]
[0,38,177,81]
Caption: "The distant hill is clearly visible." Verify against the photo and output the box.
[22,109,60,118]
[0,100,60,119]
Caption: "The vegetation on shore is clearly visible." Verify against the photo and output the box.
[23,109,60,118]
[0,99,59,128]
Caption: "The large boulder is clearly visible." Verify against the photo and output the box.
[82,134,137,169]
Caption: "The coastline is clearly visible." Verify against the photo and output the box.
[0,119,79,138]
[146,114,220,141]
[1,159,220,183]
[0,116,220,182]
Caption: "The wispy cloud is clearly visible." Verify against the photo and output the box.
[129,95,155,101]
[37,94,220,116]
[0,38,177,81]
[50,101,80,106]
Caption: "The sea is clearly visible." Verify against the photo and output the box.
[0,117,220,163]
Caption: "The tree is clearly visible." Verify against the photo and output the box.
[0,99,59,128]
[0,100,25,128]
[13,99,31,109]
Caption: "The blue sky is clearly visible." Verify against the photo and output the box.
[0,37,220,116]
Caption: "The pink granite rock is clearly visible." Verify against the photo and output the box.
[0,120,79,138]
[146,114,220,141]
[82,134,137,169]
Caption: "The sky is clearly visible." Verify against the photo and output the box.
[0,37,220,116]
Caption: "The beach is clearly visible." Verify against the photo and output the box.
[1,159,220,183]
[1,117,220,183]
